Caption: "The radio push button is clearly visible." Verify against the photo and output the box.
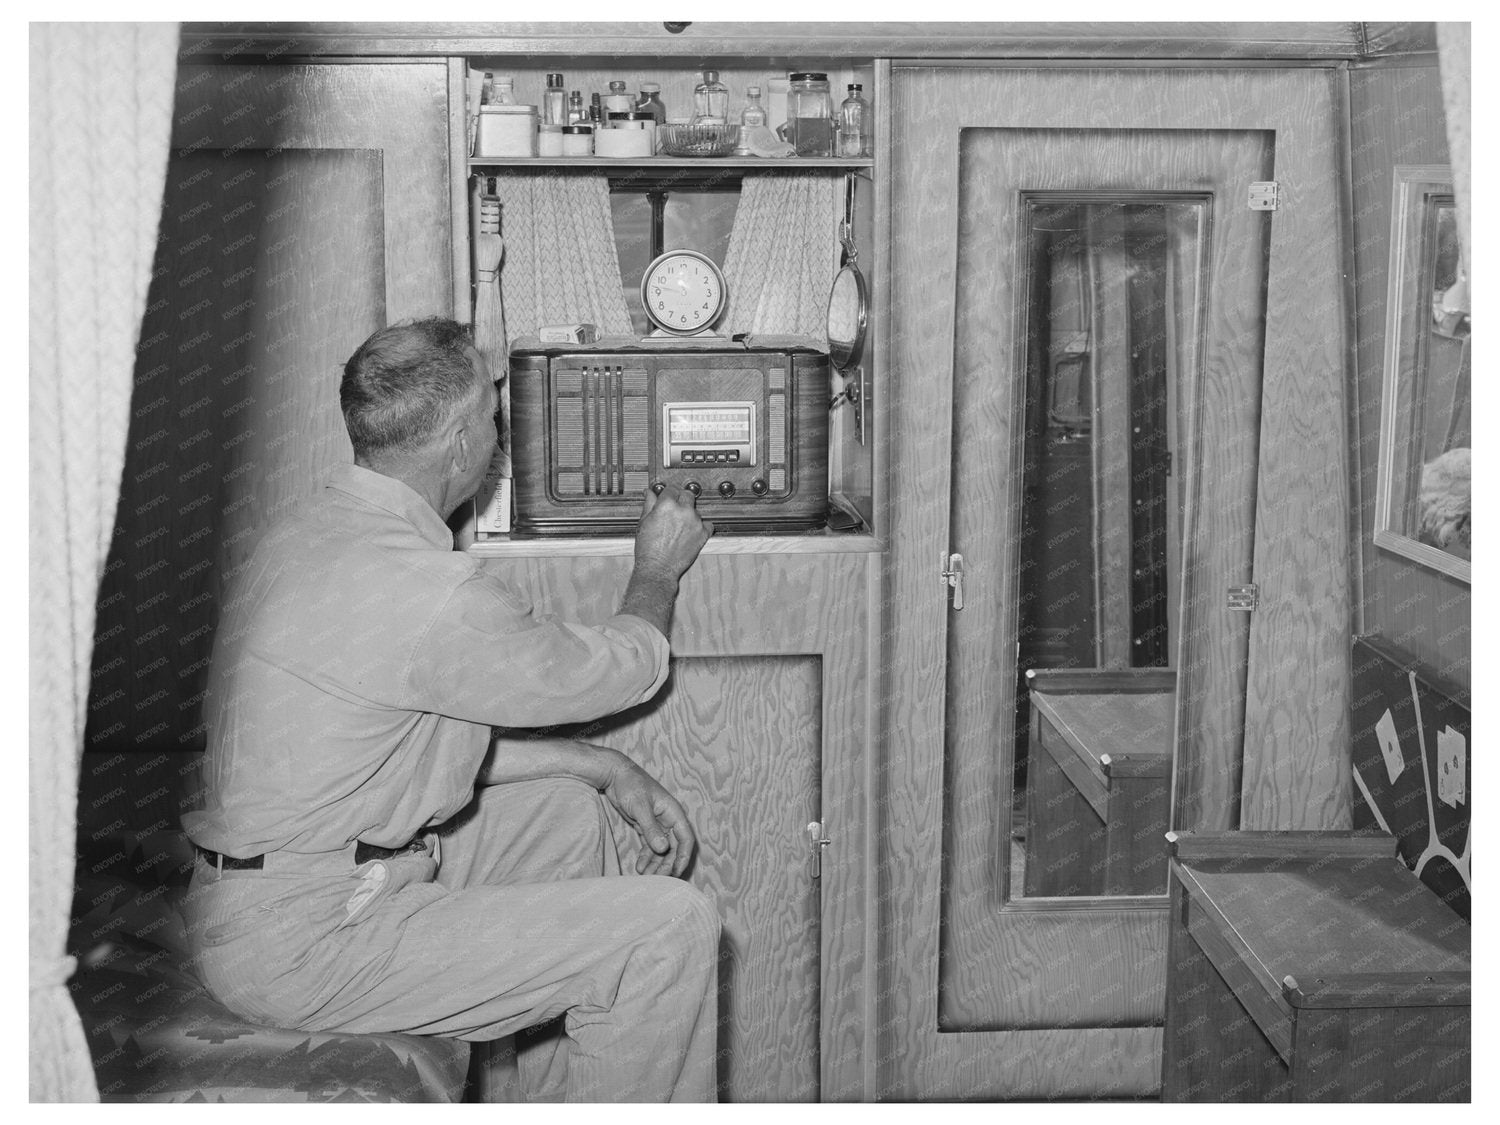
[718,481,736,498]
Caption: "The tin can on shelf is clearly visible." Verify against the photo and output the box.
[475,104,538,157]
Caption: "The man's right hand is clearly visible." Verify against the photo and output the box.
[617,487,712,638]
[634,486,713,581]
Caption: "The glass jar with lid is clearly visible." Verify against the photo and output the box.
[781,72,835,157]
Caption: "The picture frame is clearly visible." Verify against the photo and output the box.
[1374,165,1471,582]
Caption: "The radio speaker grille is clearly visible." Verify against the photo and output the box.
[552,364,650,499]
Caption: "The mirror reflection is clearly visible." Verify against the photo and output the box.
[1411,200,1470,560]
[1010,197,1206,898]
[826,263,868,371]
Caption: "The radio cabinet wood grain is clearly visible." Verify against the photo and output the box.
[508,343,830,536]
[1024,670,1175,897]
[1162,831,1471,1102]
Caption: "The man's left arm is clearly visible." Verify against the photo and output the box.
[479,733,696,877]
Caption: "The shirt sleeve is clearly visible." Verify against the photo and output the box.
[400,572,670,727]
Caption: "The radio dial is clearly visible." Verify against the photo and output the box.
[684,481,702,497]
[650,481,666,495]
[750,479,769,496]
[718,481,735,498]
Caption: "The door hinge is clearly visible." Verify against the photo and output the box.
[941,552,965,610]
[807,821,831,879]
[1227,583,1259,611]
[1248,181,1279,211]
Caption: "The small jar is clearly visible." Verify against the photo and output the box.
[784,72,834,157]
[561,124,594,156]
[537,123,564,157]
[594,126,653,159]
[604,80,633,114]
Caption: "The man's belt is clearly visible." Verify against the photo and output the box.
[196,838,429,871]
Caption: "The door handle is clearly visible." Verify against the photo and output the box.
[941,552,965,610]
[807,821,831,880]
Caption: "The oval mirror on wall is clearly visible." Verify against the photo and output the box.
[826,260,868,371]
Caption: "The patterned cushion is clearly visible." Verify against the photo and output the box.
[70,793,470,1103]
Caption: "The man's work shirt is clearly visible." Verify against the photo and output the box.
[183,464,669,859]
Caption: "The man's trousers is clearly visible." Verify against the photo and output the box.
[182,777,721,1102]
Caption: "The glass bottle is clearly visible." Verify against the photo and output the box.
[740,85,768,128]
[837,83,870,158]
[567,90,586,124]
[543,72,567,126]
[604,80,633,115]
[635,82,667,126]
[491,75,517,105]
[589,92,602,125]
[785,72,834,157]
[692,69,729,124]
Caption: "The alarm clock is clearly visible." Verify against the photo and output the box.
[641,249,728,337]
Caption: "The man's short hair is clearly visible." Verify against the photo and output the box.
[340,317,481,459]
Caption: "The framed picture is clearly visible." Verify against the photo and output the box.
[1374,165,1471,582]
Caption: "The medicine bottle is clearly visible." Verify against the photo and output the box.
[837,83,870,158]
[543,73,567,126]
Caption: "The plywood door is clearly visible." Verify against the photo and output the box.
[489,548,874,1102]
[880,65,1348,1100]
[581,656,822,1103]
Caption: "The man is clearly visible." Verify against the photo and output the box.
[182,317,719,1102]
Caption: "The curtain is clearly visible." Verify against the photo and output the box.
[489,172,633,340]
[723,173,842,336]
[1436,23,1471,285]
[29,22,179,1101]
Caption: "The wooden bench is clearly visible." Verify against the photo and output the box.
[1161,830,1470,1102]
[1024,668,1175,896]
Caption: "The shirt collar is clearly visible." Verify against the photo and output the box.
[326,463,454,549]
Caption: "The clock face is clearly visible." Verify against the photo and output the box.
[641,251,727,335]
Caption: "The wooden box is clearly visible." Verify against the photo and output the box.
[1023,668,1175,896]
[1162,831,1471,1102]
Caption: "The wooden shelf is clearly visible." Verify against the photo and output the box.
[467,530,883,558]
[469,156,873,170]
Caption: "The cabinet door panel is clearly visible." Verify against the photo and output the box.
[580,656,823,1102]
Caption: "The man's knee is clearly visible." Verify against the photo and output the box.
[641,877,720,963]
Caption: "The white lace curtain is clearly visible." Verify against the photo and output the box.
[1436,23,1471,284]
[29,22,179,1101]
[723,173,842,337]
[489,172,633,339]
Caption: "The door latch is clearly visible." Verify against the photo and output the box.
[807,821,831,879]
[1227,583,1259,611]
[941,552,965,610]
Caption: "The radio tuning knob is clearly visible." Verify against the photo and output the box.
[750,478,769,496]
[650,481,666,495]
[718,481,735,498]
[684,481,702,497]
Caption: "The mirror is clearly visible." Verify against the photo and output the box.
[1011,196,1208,897]
[1375,166,1471,581]
[826,260,868,371]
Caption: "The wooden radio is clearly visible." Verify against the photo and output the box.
[508,340,830,536]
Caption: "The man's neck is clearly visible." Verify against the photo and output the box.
[354,455,456,520]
